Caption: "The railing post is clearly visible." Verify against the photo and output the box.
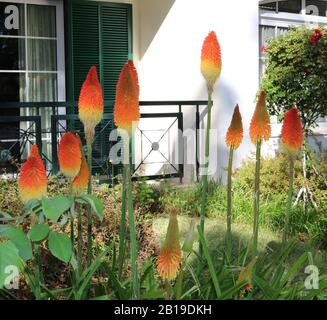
[35,116,42,156]
[51,115,59,174]
[196,104,200,183]
[178,105,183,184]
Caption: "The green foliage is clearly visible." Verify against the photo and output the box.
[158,151,327,248]
[48,231,73,264]
[42,196,72,222]
[0,225,33,261]
[261,26,327,131]
[28,224,50,243]
[0,241,21,289]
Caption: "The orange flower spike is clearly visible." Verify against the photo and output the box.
[18,144,47,203]
[78,66,104,141]
[114,60,140,134]
[281,107,303,156]
[201,31,222,90]
[249,91,271,144]
[226,105,243,149]
[58,132,82,178]
[72,156,89,194]
[156,209,182,281]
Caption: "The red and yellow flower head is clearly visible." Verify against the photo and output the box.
[249,91,271,144]
[72,136,89,194]
[78,66,104,141]
[281,107,303,156]
[114,60,140,134]
[72,156,89,194]
[18,144,47,203]
[58,132,82,179]
[226,105,243,149]
[156,208,181,281]
[201,31,222,90]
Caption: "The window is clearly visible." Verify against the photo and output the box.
[259,25,288,79]
[0,0,65,164]
[260,0,327,17]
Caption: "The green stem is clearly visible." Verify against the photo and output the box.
[118,164,127,279]
[126,160,139,299]
[34,243,42,300]
[77,203,83,275]
[226,147,234,257]
[199,88,213,258]
[164,280,172,300]
[282,157,294,245]
[70,205,75,250]
[175,258,185,300]
[86,139,93,265]
[252,141,262,255]
[69,180,75,249]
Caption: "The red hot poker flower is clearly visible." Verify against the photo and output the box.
[72,156,89,194]
[156,209,181,281]
[78,66,104,141]
[226,105,243,150]
[18,144,47,203]
[114,60,140,134]
[58,132,82,178]
[201,31,222,90]
[281,107,303,156]
[249,91,271,144]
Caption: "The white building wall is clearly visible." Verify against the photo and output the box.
[136,0,260,182]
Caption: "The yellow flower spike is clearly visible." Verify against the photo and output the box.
[249,91,271,144]
[226,104,243,150]
[18,144,47,203]
[157,209,182,281]
[201,31,222,90]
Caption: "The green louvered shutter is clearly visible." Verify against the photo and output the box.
[67,0,132,177]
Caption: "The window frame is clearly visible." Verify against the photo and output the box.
[0,0,66,102]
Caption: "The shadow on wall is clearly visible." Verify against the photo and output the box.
[139,0,176,60]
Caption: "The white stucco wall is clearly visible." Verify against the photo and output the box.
[136,0,260,182]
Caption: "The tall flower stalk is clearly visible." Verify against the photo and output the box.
[78,66,104,265]
[199,31,222,256]
[281,107,303,244]
[249,91,271,255]
[225,105,243,256]
[18,144,48,299]
[114,60,140,299]
[72,141,89,272]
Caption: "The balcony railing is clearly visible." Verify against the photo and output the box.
[0,100,208,183]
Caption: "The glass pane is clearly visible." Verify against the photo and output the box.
[0,38,25,70]
[27,4,56,37]
[259,1,277,12]
[306,0,327,16]
[278,0,302,14]
[0,72,25,102]
[28,73,57,102]
[0,2,24,36]
[28,39,57,71]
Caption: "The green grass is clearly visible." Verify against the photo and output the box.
[153,216,327,273]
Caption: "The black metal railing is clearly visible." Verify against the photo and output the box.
[0,100,208,182]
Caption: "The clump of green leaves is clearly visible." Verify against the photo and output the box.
[262,26,327,132]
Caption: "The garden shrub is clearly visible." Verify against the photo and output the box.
[262,26,327,132]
